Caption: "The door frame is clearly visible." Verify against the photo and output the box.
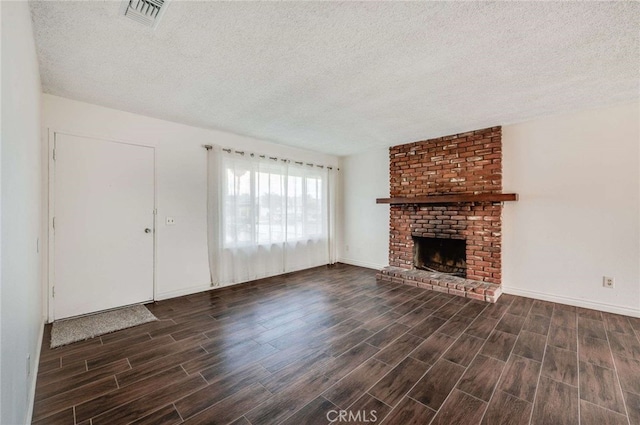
[47,129,158,322]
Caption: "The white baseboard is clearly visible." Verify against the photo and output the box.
[338,258,387,271]
[25,317,46,425]
[502,286,640,318]
[154,283,213,301]
[154,265,333,301]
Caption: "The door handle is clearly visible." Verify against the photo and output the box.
[145,228,152,233]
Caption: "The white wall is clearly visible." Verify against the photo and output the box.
[338,147,389,269]
[502,102,640,316]
[340,101,640,317]
[1,2,44,424]
[42,95,339,306]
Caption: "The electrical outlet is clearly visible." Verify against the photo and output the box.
[166,217,176,226]
[603,276,615,288]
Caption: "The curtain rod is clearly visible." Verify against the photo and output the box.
[203,145,339,170]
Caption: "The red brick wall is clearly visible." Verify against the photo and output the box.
[388,126,502,284]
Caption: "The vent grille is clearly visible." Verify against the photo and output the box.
[120,0,167,28]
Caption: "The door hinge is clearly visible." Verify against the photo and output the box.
[53,149,56,160]
[52,286,55,298]
[52,217,56,230]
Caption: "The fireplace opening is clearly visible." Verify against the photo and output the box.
[413,236,466,277]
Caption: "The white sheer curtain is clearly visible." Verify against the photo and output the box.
[206,145,222,286]
[207,148,335,286]
[283,161,329,272]
[327,166,338,265]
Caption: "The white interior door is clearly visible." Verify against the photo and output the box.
[53,133,155,320]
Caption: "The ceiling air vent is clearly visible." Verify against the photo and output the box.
[120,0,168,29]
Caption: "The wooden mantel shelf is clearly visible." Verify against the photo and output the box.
[376,193,518,205]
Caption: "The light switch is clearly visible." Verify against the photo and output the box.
[166,217,176,226]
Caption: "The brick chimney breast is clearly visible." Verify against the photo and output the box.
[388,126,502,284]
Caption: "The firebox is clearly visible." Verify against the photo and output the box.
[413,236,466,277]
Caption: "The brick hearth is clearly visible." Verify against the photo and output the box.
[381,126,504,302]
[376,267,502,303]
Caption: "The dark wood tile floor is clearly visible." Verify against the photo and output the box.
[33,264,640,425]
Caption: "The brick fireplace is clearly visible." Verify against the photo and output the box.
[377,126,510,302]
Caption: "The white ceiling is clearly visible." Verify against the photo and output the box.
[30,1,639,156]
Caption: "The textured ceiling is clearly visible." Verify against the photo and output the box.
[30,1,639,156]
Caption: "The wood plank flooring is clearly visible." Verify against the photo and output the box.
[33,264,640,425]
